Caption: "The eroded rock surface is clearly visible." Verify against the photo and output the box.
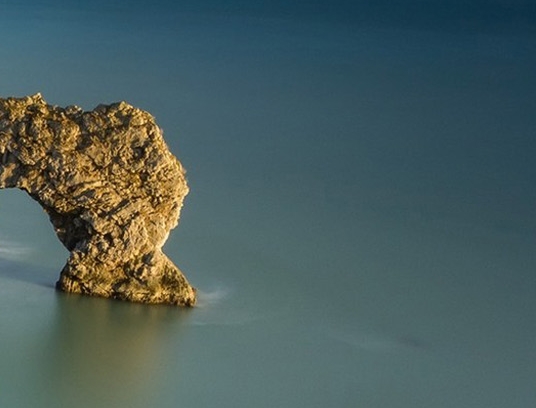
[0,94,196,306]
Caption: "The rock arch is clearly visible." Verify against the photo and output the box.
[0,94,196,306]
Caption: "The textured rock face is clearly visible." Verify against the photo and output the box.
[0,94,196,306]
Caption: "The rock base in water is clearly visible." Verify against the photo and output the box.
[0,94,196,306]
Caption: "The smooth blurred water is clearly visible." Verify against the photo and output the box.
[1,1,536,407]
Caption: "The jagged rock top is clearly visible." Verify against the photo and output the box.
[0,94,196,306]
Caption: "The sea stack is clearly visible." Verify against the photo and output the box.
[0,94,196,306]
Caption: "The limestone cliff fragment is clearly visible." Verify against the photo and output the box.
[0,94,196,306]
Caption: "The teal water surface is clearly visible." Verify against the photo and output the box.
[1,1,536,407]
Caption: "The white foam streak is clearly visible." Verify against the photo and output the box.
[190,285,263,327]
[0,239,29,261]
[327,328,425,353]
[195,286,231,308]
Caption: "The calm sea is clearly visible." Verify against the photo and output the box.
[1,1,535,407]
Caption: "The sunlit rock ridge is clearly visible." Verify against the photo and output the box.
[0,94,196,306]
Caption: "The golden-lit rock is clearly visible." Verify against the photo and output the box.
[0,94,196,306]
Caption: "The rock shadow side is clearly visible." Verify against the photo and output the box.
[0,94,196,306]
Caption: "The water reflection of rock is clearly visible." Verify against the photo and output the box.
[36,294,191,408]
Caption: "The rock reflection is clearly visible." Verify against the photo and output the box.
[36,293,191,408]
